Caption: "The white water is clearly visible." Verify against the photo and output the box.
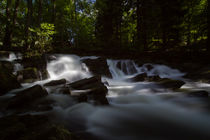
[47,55,92,82]
[1,53,210,139]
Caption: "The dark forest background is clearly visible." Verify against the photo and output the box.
[0,0,209,57]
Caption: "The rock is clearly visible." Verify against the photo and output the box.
[127,73,162,82]
[46,55,57,61]
[57,87,71,95]
[39,69,49,80]
[82,57,112,78]
[0,114,79,140]
[127,73,147,82]
[0,60,14,72]
[0,64,21,96]
[0,51,10,59]
[69,76,109,105]
[69,76,101,89]
[7,85,48,110]
[17,67,40,83]
[187,90,209,98]
[44,79,66,87]
[157,78,185,89]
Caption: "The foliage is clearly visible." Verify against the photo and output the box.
[25,23,55,58]
[0,0,208,53]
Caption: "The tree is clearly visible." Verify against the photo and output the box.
[25,0,33,48]
[3,0,12,49]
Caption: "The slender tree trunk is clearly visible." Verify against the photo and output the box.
[137,0,148,51]
[12,0,20,27]
[52,0,56,24]
[38,0,42,25]
[25,0,33,49]
[160,5,167,50]
[3,0,12,49]
[136,0,141,49]
[74,0,78,47]
[208,0,210,53]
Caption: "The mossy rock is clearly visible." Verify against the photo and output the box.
[17,67,39,83]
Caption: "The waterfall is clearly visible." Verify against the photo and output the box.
[47,55,92,82]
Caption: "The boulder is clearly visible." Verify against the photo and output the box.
[157,78,185,89]
[82,57,112,78]
[127,73,162,82]
[0,60,14,72]
[7,85,48,110]
[58,87,71,95]
[0,51,10,59]
[69,76,109,105]
[44,79,66,87]
[17,67,40,83]
[0,64,21,96]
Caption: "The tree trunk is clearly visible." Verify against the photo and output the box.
[25,0,33,49]
[12,0,20,27]
[136,0,141,49]
[38,0,42,25]
[52,0,56,24]
[3,0,12,49]
[208,0,210,53]
[137,0,148,51]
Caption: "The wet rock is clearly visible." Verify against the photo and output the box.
[44,79,67,87]
[46,55,57,61]
[58,86,71,95]
[0,64,21,96]
[69,76,109,105]
[187,90,209,98]
[128,73,162,82]
[127,73,147,82]
[7,85,48,110]
[82,57,112,78]
[0,114,79,140]
[157,78,185,89]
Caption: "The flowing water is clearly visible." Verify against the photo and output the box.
[1,53,210,140]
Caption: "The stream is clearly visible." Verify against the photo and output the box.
[1,53,210,140]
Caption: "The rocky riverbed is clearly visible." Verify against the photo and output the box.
[0,51,210,140]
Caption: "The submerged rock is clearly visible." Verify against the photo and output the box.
[0,64,21,96]
[7,85,48,111]
[82,57,112,78]
[44,79,67,87]
[69,76,109,105]
[157,78,185,89]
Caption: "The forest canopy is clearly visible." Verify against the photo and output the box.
[0,0,209,55]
